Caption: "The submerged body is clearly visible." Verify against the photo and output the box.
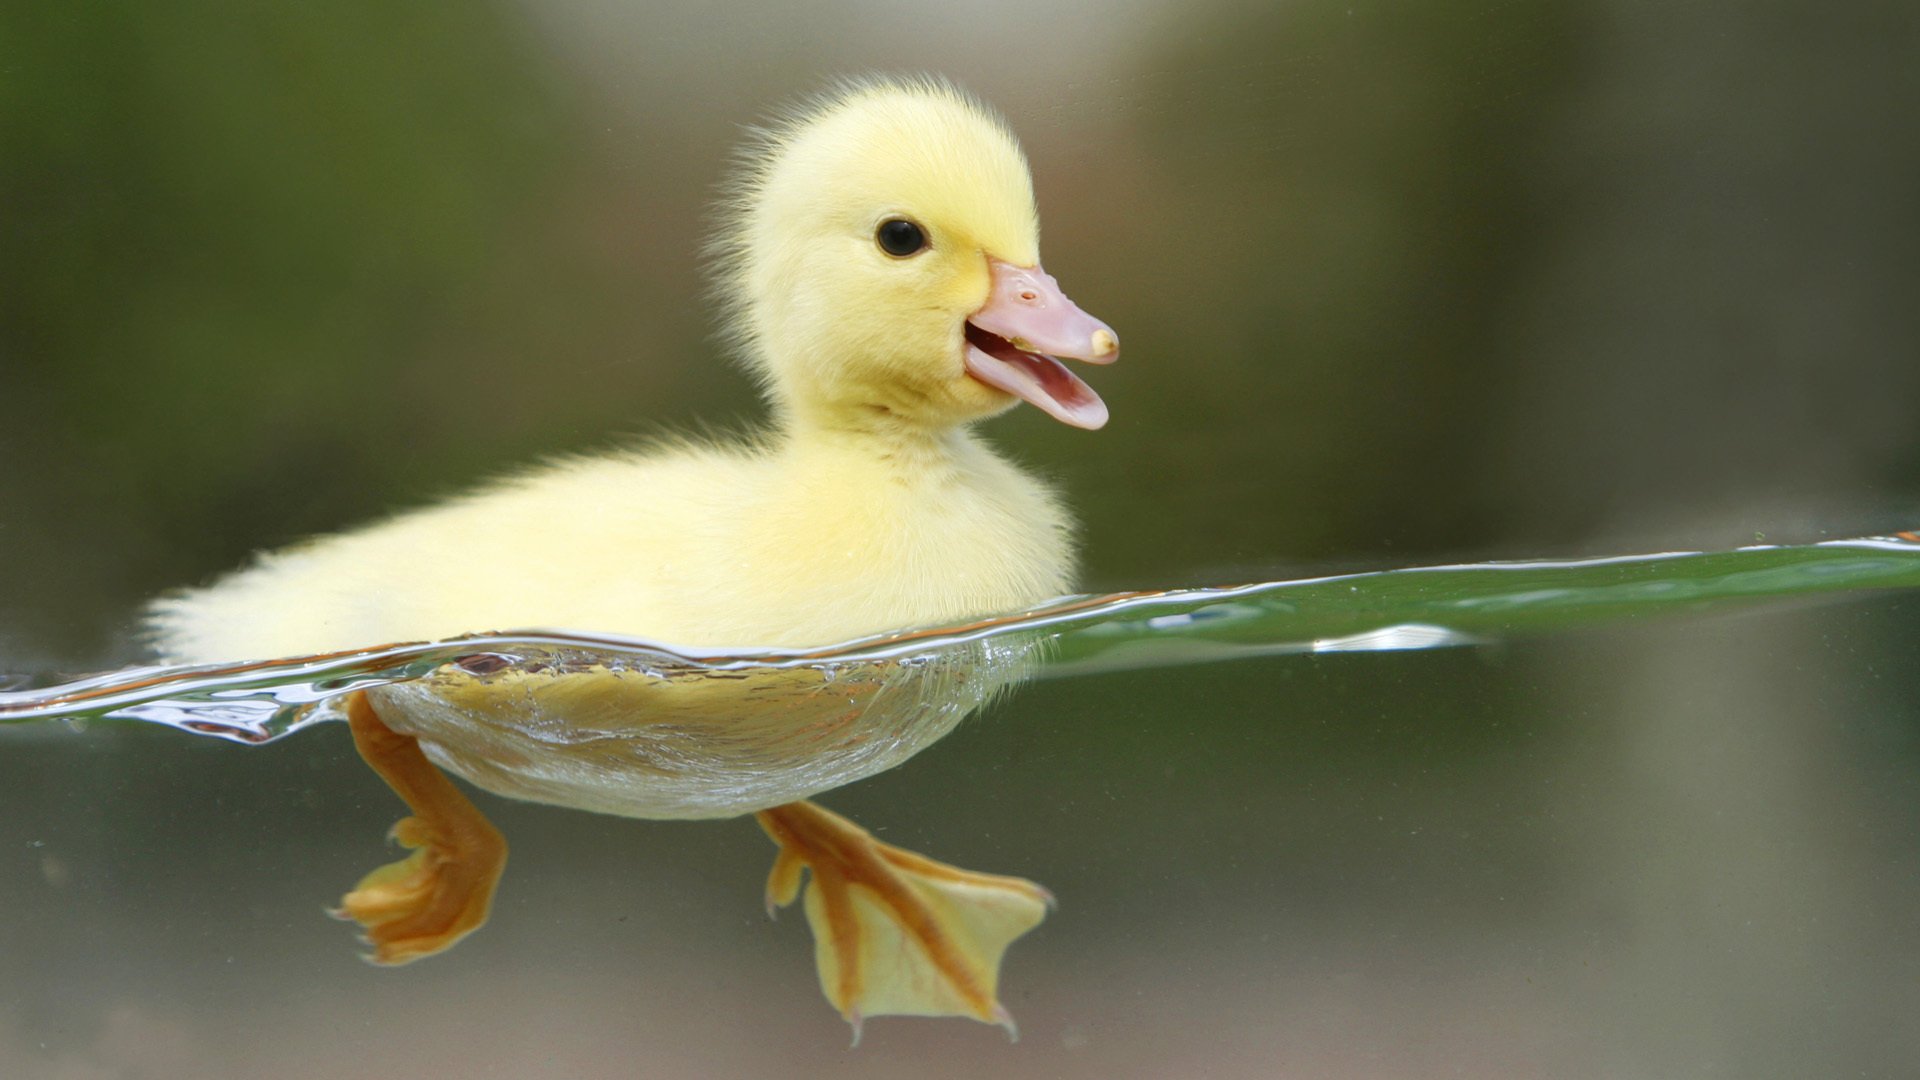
[147,77,1118,1037]
[368,639,1033,820]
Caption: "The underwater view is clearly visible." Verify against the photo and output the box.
[5,2,1920,1078]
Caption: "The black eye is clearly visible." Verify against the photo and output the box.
[876,218,928,257]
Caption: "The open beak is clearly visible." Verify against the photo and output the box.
[963,258,1118,430]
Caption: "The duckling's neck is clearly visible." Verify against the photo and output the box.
[778,401,981,475]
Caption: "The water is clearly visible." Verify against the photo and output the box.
[7,535,1916,743]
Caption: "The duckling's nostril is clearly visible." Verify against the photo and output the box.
[1019,291,1037,302]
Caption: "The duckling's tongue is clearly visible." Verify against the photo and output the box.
[964,259,1117,430]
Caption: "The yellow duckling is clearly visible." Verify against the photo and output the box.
[148,76,1118,1038]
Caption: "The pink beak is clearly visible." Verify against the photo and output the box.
[963,259,1118,430]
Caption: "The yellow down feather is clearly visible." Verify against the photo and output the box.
[149,76,1076,664]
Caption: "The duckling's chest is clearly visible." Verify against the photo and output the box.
[717,439,1075,644]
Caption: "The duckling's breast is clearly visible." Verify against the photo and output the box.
[366,635,1041,820]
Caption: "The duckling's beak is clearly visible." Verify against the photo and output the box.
[964,259,1118,430]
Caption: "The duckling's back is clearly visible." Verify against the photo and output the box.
[148,432,1074,663]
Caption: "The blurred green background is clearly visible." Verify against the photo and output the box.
[3,2,1919,1077]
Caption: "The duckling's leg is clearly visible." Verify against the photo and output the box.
[756,799,1052,1041]
[330,690,508,964]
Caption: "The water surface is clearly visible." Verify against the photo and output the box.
[7,534,1916,743]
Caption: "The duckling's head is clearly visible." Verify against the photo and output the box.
[714,77,1116,435]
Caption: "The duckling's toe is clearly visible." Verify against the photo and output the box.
[757,800,1051,1038]
[335,810,506,964]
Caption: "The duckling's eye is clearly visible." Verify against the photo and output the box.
[876,218,929,258]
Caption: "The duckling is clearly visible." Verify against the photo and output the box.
[148,76,1118,1038]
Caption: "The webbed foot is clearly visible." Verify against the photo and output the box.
[756,800,1052,1040]
[333,691,507,964]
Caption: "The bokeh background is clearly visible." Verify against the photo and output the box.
[4,2,1919,1077]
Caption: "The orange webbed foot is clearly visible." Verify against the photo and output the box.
[335,692,508,965]
[757,800,1052,1041]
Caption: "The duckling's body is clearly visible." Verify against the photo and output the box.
[148,76,1118,1039]
[153,427,1070,660]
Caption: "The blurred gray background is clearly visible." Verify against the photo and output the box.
[3,2,1919,1077]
